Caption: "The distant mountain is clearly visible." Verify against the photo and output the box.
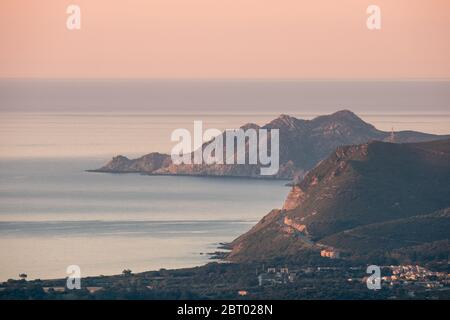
[91,110,449,179]
[95,153,171,173]
[226,139,450,264]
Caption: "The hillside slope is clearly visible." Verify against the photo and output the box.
[91,110,449,179]
[227,139,450,262]
[320,207,450,252]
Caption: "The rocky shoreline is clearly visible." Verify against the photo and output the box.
[89,111,449,180]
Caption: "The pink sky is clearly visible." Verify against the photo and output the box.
[1,0,449,78]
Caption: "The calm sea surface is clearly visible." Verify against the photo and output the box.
[0,157,287,281]
[0,80,449,281]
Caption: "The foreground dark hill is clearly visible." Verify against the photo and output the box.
[227,139,450,264]
[92,110,449,179]
[321,208,450,252]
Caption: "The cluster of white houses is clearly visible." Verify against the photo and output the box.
[320,249,340,259]
[258,267,296,286]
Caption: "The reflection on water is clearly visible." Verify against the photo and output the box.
[0,110,449,281]
[0,113,449,158]
[0,158,287,281]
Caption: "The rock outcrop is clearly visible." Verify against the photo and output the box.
[91,110,450,179]
[226,139,450,262]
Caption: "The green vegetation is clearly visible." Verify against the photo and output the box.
[1,254,448,300]
[227,139,450,264]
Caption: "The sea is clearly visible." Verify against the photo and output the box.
[0,80,449,281]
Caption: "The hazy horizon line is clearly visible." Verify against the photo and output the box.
[1,77,450,82]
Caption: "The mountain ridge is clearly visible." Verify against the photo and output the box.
[91,110,450,179]
[226,138,450,264]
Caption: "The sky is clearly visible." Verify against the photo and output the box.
[1,0,450,79]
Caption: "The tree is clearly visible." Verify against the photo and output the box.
[122,269,132,276]
[19,273,27,281]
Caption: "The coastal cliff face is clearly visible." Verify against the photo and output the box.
[96,157,295,179]
[94,152,172,173]
[91,110,450,179]
[282,186,304,211]
[226,139,450,263]
[153,161,296,179]
[226,209,315,261]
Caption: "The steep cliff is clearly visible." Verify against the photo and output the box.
[227,139,450,262]
[92,110,449,179]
